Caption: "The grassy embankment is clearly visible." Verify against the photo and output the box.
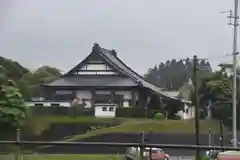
[4,116,229,153]
[25,116,229,140]
[26,116,229,142]
[65,118,228,141]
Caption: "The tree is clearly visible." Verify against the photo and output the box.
[194,70,239,128]
[0,80,28,134]
[144,57,212,90]
[148,92,162,110]
[18,66,61,99]
[164,99,184,119]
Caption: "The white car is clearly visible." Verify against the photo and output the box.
[217,151,240,160]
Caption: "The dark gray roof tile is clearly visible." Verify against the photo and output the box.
[44,76,137,87]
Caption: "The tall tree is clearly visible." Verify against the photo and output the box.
[144,57,212,90]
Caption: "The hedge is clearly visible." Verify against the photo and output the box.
[29,106,161,118]
[29,106,94,117]
[115,108,161,118]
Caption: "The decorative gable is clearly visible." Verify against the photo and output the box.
[74,62,118,75]
[67,49,119,76]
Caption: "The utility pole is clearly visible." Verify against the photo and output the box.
[220,120,224,151]
[228,0,239,148]
[193,55,200,160]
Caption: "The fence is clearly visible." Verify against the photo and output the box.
[1,130,240,160]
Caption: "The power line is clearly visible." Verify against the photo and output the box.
[173,53,233,62]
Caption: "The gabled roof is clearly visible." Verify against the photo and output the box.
[45,43,191,103]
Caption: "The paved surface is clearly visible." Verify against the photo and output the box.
[170,156,195,160]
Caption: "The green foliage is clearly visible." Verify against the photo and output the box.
[154,112,164,120]
[0,56,29,82]
[0,56,61,99]
[144,57,212,90]
[164,99,184,119]
[115,108,159,118]
[0,80,28,133]
[147,92,162,110]
[196,70,240,128]
[18,66,61,99]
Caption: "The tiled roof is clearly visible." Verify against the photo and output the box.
[44,76,137,87]
[45,43,191,103]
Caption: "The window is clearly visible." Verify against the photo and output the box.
[102,107,107,111]
[109,107,114,111]
[51,103,60,107]
[35,103,43,106]
[128,100,132,107]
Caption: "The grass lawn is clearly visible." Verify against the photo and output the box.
[23,117,228,140]
[0,154,122,160]
[64,119,228,141]
[26,116,120,124]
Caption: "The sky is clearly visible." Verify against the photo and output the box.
[0,0,237,74]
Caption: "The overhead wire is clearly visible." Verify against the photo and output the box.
[168,53,233,62]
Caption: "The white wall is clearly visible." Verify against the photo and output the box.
[94,105,116,117]
[176,104,195,119]
[116,91,135,107]
[76,91,92,99]
[76,63,118,75]
[25,101,71,107]
[115,91,132,99]
[79,64,113,71]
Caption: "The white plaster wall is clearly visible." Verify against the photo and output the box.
[95,91,111,94]
[94,105,116,117]
[84,100,92,108]
[176,104,195,119]
[123,101,130,107]
[77,71,117,75]
[79,64,106,70]
[88,64,106,70]
[26,101,92,108]
[25,102,71,107]
[115,91,132,99]
[76,91,92,99]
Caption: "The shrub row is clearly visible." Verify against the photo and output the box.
[115,108,161,118]
[30,106,94,117]
[29,106,162,118]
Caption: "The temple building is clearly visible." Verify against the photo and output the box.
[27,43,193,118]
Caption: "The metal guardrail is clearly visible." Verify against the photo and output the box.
[1,130,240,160]
[1,141,240,151]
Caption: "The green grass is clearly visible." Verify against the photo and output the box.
[64,119,228,141]
[22,117,228,140]
[26,116,119,124]
[0,154,122,160]
[33,118,228,151]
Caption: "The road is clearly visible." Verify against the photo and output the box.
[170,156,195,160]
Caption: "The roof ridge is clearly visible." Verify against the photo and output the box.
[99,47,141,84]
[99,47,145,79]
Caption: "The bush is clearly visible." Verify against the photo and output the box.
[172,115,182,120]
[115,108,159,118]
[154,112,164,120]
[29,106,94,117]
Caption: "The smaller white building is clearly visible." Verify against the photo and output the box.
[94,103,117,118]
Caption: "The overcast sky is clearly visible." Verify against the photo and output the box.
[0,0,237,74]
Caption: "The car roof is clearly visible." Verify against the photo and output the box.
[131,147,163,151]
